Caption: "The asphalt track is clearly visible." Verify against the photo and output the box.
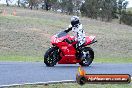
[0,62,132,86]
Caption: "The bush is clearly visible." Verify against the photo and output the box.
[121,11,132,26]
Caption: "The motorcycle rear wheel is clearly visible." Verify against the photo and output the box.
[44,47,58,67]
[79,47,94,66]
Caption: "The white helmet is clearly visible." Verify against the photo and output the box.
[71,16,80,26]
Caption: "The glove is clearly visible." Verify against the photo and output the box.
[65,39,75,44]
[64,39,71,44]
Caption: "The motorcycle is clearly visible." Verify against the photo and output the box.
[44,31,97,67]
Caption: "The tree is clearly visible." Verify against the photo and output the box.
[6,0,10,6]
[18,0,21,7]
[112,0,118,19]
[121,11,132,26]
[45,0,50,11]
[67,0,74,15]
[59,0,67,13]
[49,0,59,11]
[59,0,74,14]
[98,0,117,21]
[80,0,99,19]
[72,0,82,15]
[117,0,128,24]
[80,0,118,21]
[28,0,41,10]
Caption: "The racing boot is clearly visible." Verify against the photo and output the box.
[76,46,84,61]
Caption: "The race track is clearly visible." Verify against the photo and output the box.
[0,62,132,86]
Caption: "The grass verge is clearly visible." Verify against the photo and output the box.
[94,58,132,63]
[0,56,43,62]
[0,56,132,63]
[8,83,132,88]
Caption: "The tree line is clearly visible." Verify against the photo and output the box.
[6,0,132,26]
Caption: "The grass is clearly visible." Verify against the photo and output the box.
[0,6,132,63]
[94,58,132,63]
[0,5,132,88]
[0,55,42,62]
[0,55,132,63]
[0,15,66,29]
[8,83,132,88]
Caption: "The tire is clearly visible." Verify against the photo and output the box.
[76,76,86,85]
[44,47,59,67]
[79,47,94,66]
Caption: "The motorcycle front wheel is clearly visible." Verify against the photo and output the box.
[44,47,59,67]
[79,47,94,66]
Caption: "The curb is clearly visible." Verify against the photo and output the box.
[0,80,76,88]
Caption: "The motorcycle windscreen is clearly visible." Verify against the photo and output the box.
[51,34,70,44]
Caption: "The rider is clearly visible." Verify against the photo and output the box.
[64,16,86,58]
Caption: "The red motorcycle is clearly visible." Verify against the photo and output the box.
[44,31,97,67]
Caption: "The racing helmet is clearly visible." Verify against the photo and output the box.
[71,16,80,27]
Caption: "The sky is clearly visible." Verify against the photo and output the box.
[127,0,132,7]
[0,0,132,8]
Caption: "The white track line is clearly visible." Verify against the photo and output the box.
[0,80,76,88]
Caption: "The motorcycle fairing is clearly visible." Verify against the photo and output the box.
[50,31,95,64]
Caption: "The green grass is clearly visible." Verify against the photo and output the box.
[94,58,132,63]
[0,15,66,27]
[0,55,132,63]
[0,55,42,62]
[0,7,132,63]
[0,15,131,63]
[9,83,132,88]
